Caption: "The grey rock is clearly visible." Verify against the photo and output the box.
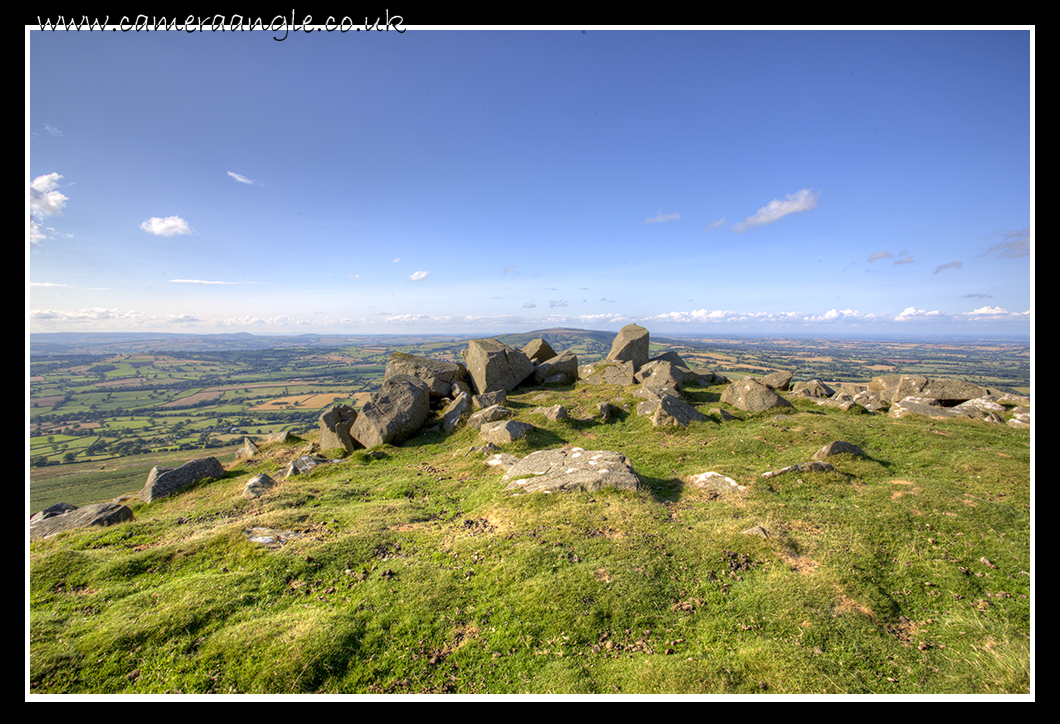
[533,351,579,385]
[351,375,432,448]
[635,360,687,390]
[468,404,513,430]
[501,447,641,494]
[242,473,278,500]
[472,390,507,410]
[578,360,635,386]
[606,324,650,371]
[318,404,361,453]
[139,456,225,502]
[888,397,970,420]
[871,374,989,405]
[651,395,708,428]
[720,378,794,412]
[241,437,259,457]
[464,339,535,394]
[687,471,747,498]
[532,404,569,421]
[761,461,835,479]
[791,379,835,398]
[479,420,534,445]
[441,391,472,432]
[285,455,330,477]
[30,501,134,540]
[761,370,793,391]
[384,352,469,400]
[812,440,867,460]
[522,338,557,364]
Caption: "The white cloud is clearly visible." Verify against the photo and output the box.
[408,271,429,282]
[227,171,263,186]
[645,209,681,224]
[701,218,725,233]
[30,173,69,245]
[733,188,819,233]
[141,216,193,237]
[868,250,892,263]
[894,255,915,265]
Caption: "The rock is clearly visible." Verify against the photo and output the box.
[139,456,226,502]
[532,404,569,421]
[635,360,688,390]
[888,397,970,420]
[479,420,534,445]
[463,339,535,394]
[741,525,772,539]
[501,447,641,494]
[791,379,835,398]
[1007,412,1030,428]
[384,352,469,400]
[533,351,579,385]
[605,324,650,371]
[472,390,507,410]
[522,338,557,364]
[318,404,361,453]
[441,391,471,431]
[690,369,730,386]
[30,501,134,540]
[812,440,866,460]
[761,370,793,391]
[266,430,298,443]
[351,375,432,448]
[241,437,259,457]
[761,461,834,479]
[285,455,330,477]
[687,471,746,498]
[242,473,278,499]
[468,404,514,430]
[871,374,988,405]
[484,452,520,471]
[651,395,708,428]
[578,360,635,386]
[720,378,794,412]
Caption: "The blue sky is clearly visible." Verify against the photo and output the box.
[28,26,1033,338]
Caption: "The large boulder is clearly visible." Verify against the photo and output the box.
[139,456,226,502]
[384,352,469,400]
[635,360,689,390]
[501,448,641,494]
[351,375,432,448]
[441,391,471,431]
[522,338,557,364]
[761,370,793,391]
[870,374,988,406]
[463,339,535,395]
[533,351,579,385]
[791,379,835,399]
[651,395,708,428]
[578,360,635,386]
[30,501,134,540]
[318,404,361,453]
[720,378,794,412]
[606,324,650,371]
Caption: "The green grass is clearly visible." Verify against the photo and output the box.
[28,383,1031,695]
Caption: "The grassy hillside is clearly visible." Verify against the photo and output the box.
[28,380,1032,696]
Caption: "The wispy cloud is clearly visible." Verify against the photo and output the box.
[549,300,568,308]
[701,218,725,233]
[141,216,193,237]
[867,250,892,262]
[227,171,263,186]
[894,255,915,265]
[978,226,1030,258]
[523,302,536,308]
[932,260,962,275]
[732,188,819,233]
[30,173,69,246]
[168,279,258,285]
[645,209,681,224]
[408,271,429,282]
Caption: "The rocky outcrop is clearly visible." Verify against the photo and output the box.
[533,351,579,385]
[139,457,226,502]
[352,375,432,448]
[500,448,641,494]
[463,339,535,395]
[791,379,835,398]
[578,360,635,386]
[605,324,650,371]
[384,352,470,400]
[720,378,794,412]
[522,338,557,364]
[870,374,988,406]
[30,501,134,540]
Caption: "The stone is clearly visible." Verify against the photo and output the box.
[761,370,793,391]
[30,501,134,540]
[635,360,688,390]
[791,379,835,398]
[351,375,432,448]
[533,351,579,385]
[720,378,794,412]
[761,461,834,479]
[687,471,746,498]
[479,420,534,445]
[139,456,226,502]
[501,447,641,494]
[871,374,988,405]
[578,360,635,386]
[441,391,471,431]
[318,404,361,453]
[384,352,469,400]
[241,437,259,458]
[242,473,278,499]
[606,324,650,371]
[472,390,507,410]
[532,404,569,421]
[812,440,867,460]
[468,404,513,429]
[522,338,557,364]
[651,395,708,428]
[888,397,970,420]
[285,455,330,477]
[484,452,520,471]
[463,339,535,394]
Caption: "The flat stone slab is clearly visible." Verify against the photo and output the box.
[30,501,134,540]
[501,447,641,494]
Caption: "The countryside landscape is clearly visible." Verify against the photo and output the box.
[27,329,1032,696]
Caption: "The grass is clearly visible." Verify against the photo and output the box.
[28,381,1032,696]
